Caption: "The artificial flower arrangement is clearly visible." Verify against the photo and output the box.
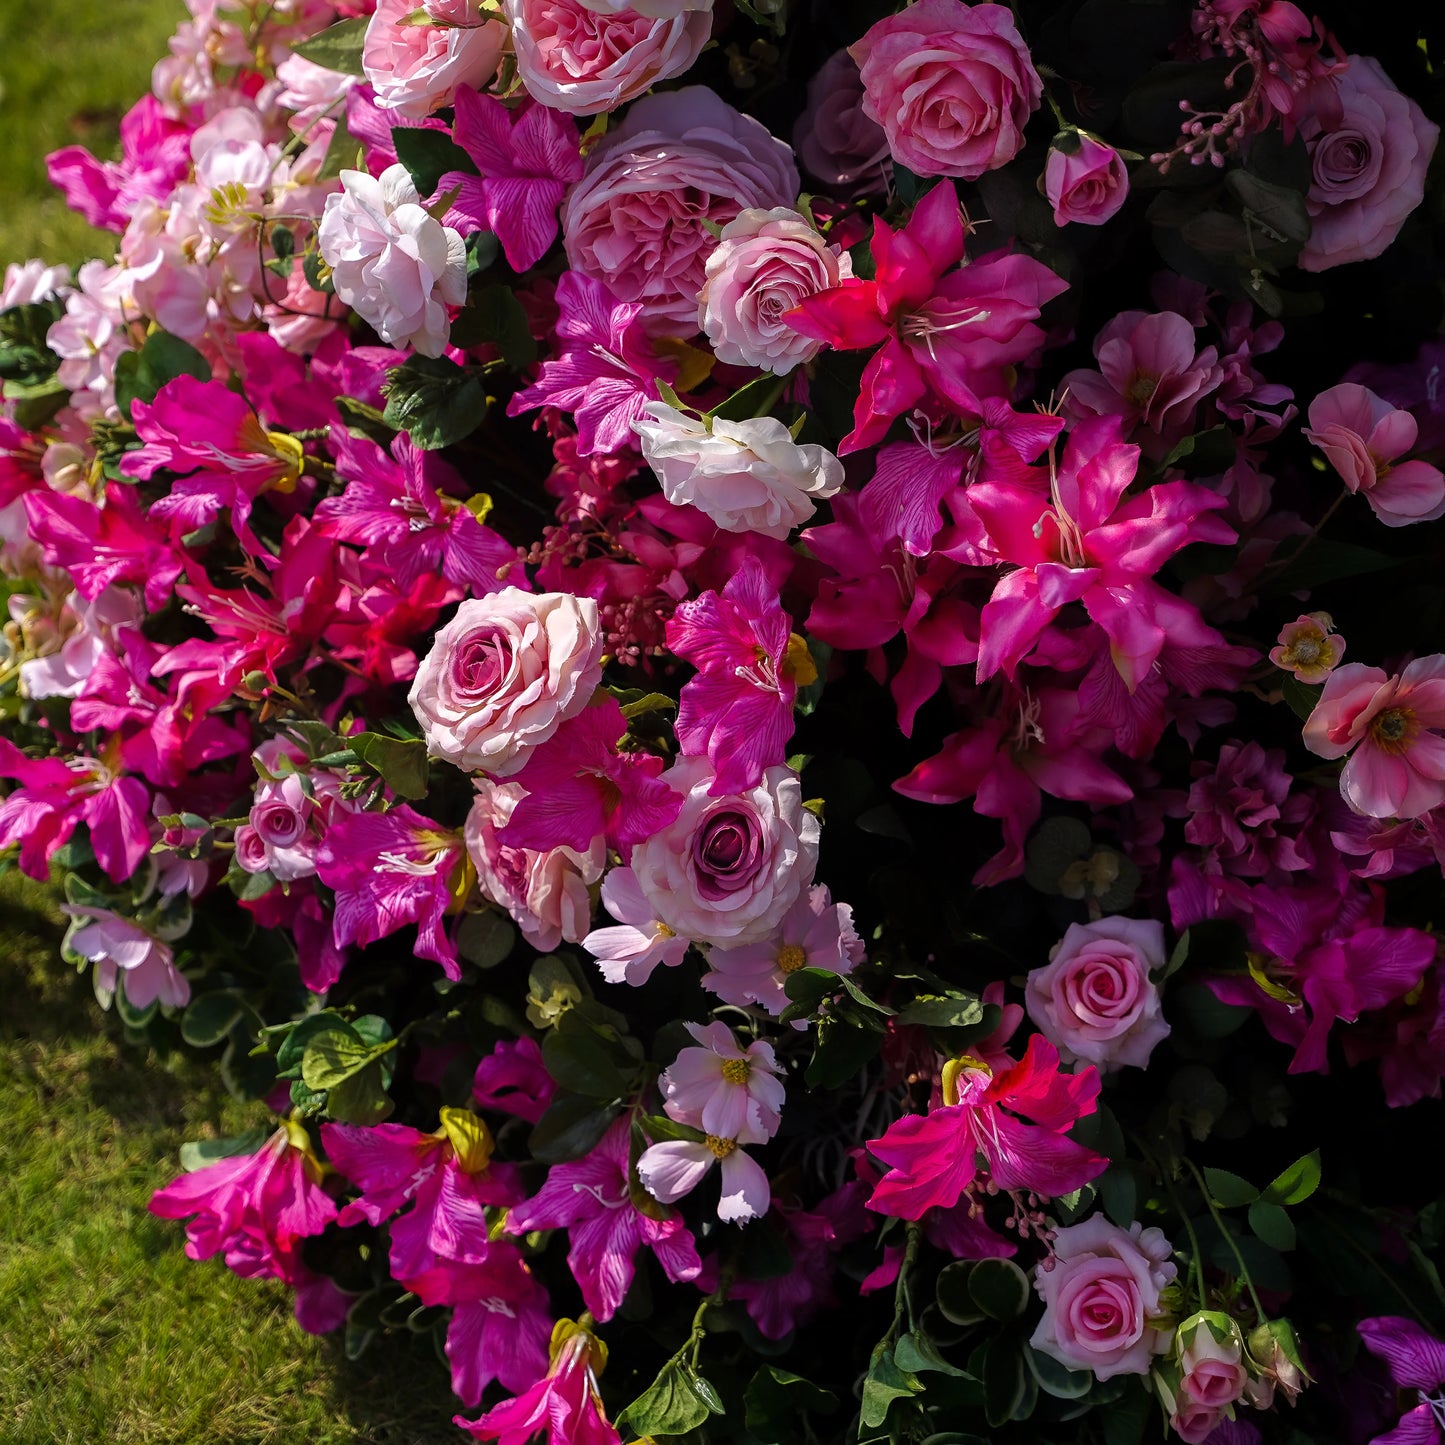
[3,0,1445,1441]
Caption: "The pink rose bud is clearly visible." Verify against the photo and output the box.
[1044,132,1129,226]
[408,588,604,776]
[362,0,506,119]
[851,0,1042,181]
[699,207,851,374]
[1178,1314,1249,1409]
[1304,382,1445,528]
[1270,612,1345,683]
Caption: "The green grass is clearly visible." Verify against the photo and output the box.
[0,0,184,266]
[0,873,463,1444]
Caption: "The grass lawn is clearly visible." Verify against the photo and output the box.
[0,873,462,1444]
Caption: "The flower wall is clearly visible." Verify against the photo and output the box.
[2,0,1445,1442]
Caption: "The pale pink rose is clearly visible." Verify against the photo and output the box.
[1297,55,1439,271]
[362,0,506,119]
[850,0,1041,181]
[793,49,892,200]
[1302,656,1445,819]
[505,0,714,116]
[633,403,844,539]
[628,754,820,948]
[1303,382,1445,527]
[1024,917,1169,1072]
[408,588,604,776]
[698,207,851,373]
[1031,1217,1177,1379]
[1044,132,1129,226]
[464,777,606,951]
[574,0,704,13]
[1179,1323,1249,1410]
[560,86,799,336]
[1170,1401,1227,1445]
[318,164,467,357]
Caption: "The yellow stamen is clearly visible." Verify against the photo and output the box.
[720,1058,750,1085]
[704,1134,737,1159]
[776,943,808,974]
[436,1106,495,1175]
[1369,706,1419,756]
[940,1055,991,1108]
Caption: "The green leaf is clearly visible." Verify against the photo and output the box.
[981,1335,1031,1426]
[640,1113,707,1144]
[936,1262,986,1326]
[289,16,370,74]
[317,113,366,181]
[1281,674,1322,721]
[897,993,986,1029]
[618,1360,718,1436]
[180,990,248,1048]
[381,355,487,450]
[1203,1167,1259,1208]
[706,372,787,424]
[528,1092,619,1164]
[804,1016,882,1089]
[456,910,516,970]
[1262,1150,1321,1206]
[860,1342,924,1429]
[300,1025,396,1091]
[1269,539,1395,595]
[273,1010,347,1077]
[112,329,211,420]
[349,731,429,799]
[1100,1165,1139,1228]
[391,125,477,196]
[448,286,537,371]
[1101,1379,1152,1445]
[325,1062,395,1125]
[895,1331,971,1378]
[3,375,69,430]
[541,1010,636,1101]
[1224,170,1311,245]
[613,690,677,720]
[1248,1200,1297,1252]
[743,1366,838,1441]
[0,300,63,385]
[179,1128,269,1172]
[967,1257,1031,1321]
[1024,1345,1092,1399]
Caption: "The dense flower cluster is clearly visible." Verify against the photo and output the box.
[2,0,1444,1441]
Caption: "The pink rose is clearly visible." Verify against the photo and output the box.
[362,0,507,119]
[1025,917,1169,1072]
[851,0,1041,181]
[408,588,604,775]
[1044,132,1129,227]
[1296,54,1439,271]
[633,403,844,539]
[793,49,892,200]
[560,86,799,336]
[317,165,468,357]
[1303,382,1445,527]
[698,207,851,373]
[464,778,606,951]
[1170,1401,1226,1445]
[1031,1217,1177,1380]
[1179,1321,1249,1409]
[505,0,714,116]
[628,755,820,947]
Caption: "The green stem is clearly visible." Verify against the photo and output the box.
[1184,1159,1266,1321]
[1133,1134,1205,1308]
[890,1221,923,1342]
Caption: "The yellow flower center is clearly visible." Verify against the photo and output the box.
[705,1134,737,1159]
[436,1106,495,1175]
[655,921,676,939]
[940,1055,991,1108]
[720,1058,751,1085]
[776,943,808,974]
[1370,706,1418,755]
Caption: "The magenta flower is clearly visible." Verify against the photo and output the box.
[1357,1316,1445,1445]
[666,556,809,795]
[501,699,682,853]
[314,805,468,978]
[440,89,584,272]
[321,1109,523,1283]
[1305,382,1445,528]
[0,735,151,884]
[506,1118,702,1322]
[403,1244,551,1407]
[703,884,864,1017]
[866,1034,1107,1220]
[473,1036,556,1124]
[150,1121,348,1334]
[970,416,1236,689]
[507,271,680,457]
[894,686,1132,885]
[455,1316,621,1445]
[24,483,182,612]
[786,181,1067,452]
[315,429,516,594]
[121,376,307,558]
[1303,656,1445,819]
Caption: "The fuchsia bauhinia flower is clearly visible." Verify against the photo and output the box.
[1356,1316,1445,1445]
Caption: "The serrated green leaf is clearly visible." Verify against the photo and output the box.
[350,731,429,799]
[1281,673,1323,721]
[382,355,488,450]
[449,285,537,371]
[1262,1150,1321,1206]
[1203,1167,1259,1208]
[1248,1199,1297,1251]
